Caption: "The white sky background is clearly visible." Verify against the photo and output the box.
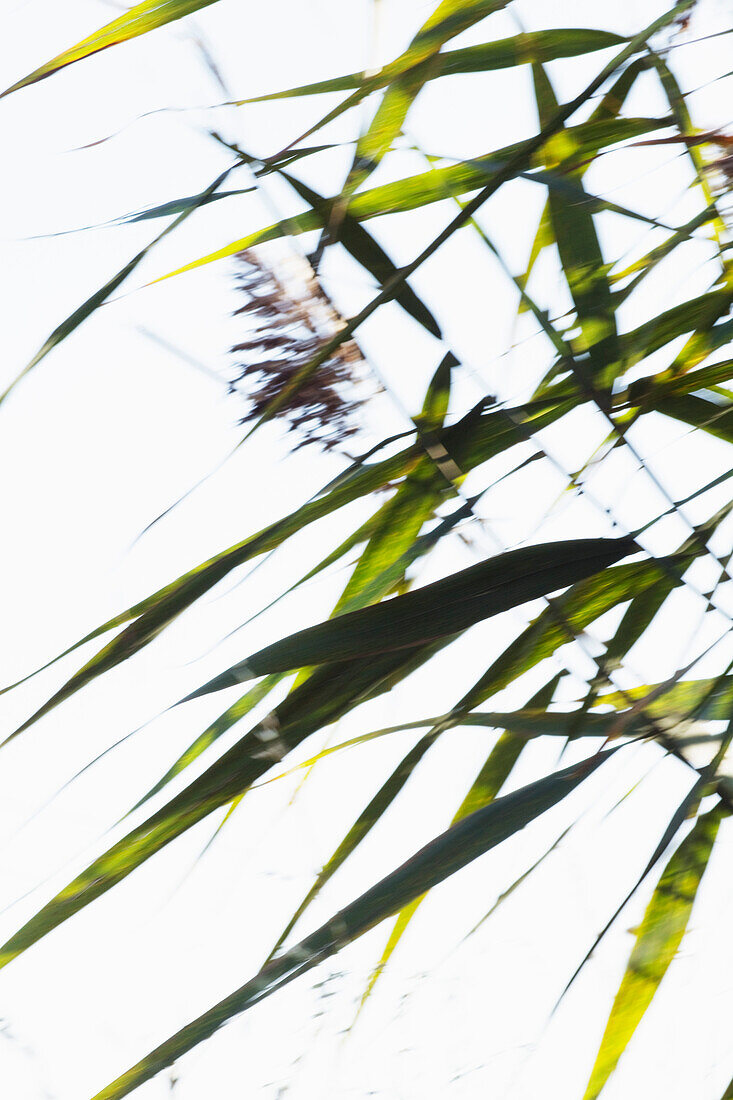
[0,1,732,1098]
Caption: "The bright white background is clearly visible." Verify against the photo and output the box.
[0,1,731,1098]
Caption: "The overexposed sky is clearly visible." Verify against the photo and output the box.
[0,2,732,1098]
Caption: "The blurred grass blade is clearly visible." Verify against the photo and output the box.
[182,538,635,695]
[416,350,454,429]
[334,353,456,615]
[611,206,719,296]
[652,392,733,446]
[280,0,511,184]
[622,288,733,372]
[518,57,649,312]
[127,674,285,816]
[582,802,725,1100]
[598,673,733,734]
[516,199,552,311]
[648,52,727,247]
[638,357,733,398]
[275,167,442,336]
[239,30,627,104]
[557,774,708,1013]
[465,823,573,939]
[2,0,223,97]
[354,675,560,1016]
[89,750,616,1100]
[0,166,236,408]
[532,62,619,395]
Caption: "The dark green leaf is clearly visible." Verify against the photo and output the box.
[90,750,616,1100]
[183,539,636,695]
[2,392,573,736]
[0,642,452,969]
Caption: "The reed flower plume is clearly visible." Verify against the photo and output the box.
[229,249,365,451]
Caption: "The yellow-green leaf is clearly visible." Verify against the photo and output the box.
[582,802,725,1100]
[2,0,223,97]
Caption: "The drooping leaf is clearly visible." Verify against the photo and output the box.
[277,169,442,337]
[89,750,616,1100]
[262,553,681,957]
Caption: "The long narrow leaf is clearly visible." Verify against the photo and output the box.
[582,802,725,1100]
[2,0,223,97]
[90,750,616,1100]
[182,538,635,696]
[353,675,561,1014]
[238,30,627,104]
[0,641,453,970]
[532,62,620,395]
[278,169,442,336]
[0,166,237,407]
[556,775,708,1013]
